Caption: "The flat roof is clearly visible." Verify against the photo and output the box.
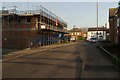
[88,27,107,31]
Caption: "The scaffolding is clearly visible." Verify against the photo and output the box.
[2,5,68,49]
[2,5,67,29]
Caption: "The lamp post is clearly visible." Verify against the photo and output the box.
[73,25,76,31]
[73,25,76,36]
[96,0,99,39]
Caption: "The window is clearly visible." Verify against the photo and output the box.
[75,32,76,35]
[35,18,38,28]
[38,17,40,22]
[117,18,120,27]
[17,17,21,24]
[71,33,73,35]
[77,33,79,35]
[99,32,102,35]
[26,17,31,24]
[99,35,103,37]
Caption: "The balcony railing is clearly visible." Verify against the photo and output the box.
[38,23,68,33]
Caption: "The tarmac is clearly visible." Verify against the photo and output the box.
[2,41,120,78]
[2,42,77,61]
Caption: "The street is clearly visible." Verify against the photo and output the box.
[2,41,120,78]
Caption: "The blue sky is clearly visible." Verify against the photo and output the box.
[2,2,119,29]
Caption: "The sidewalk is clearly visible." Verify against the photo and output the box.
[2,42,77,61]
[97,42,120,71]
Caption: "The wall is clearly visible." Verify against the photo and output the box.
[87,31,106,41]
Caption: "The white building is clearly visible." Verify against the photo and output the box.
[87,27,107,41]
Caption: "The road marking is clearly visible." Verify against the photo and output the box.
[79,54,86,79]
[82,54,86,71]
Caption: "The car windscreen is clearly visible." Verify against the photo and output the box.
[91,38,96,40]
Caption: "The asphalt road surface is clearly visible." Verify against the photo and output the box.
[2,41,120,78]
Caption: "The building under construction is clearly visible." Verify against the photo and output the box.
[2,5,68,49]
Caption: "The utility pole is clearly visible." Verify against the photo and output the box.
[13,6,17,13]
[103,25,105,40]
[96,0,98,39]
[73,25,76,35]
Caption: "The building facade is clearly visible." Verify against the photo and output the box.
[68,28,87,41]
[87,27,107,41]
[115,3,120,44]
[0,11,2,48]
[109,8,117,44]
[109,2,120,44]
[2,6,68,49]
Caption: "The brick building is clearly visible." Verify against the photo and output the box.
[115,2,120,44]
[109,2,120,44]
[68,28,87,41]
[0,10,2,48]
[109,8,117,44]
[2,6,68,49]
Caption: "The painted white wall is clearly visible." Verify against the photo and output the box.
[87,31,106,41]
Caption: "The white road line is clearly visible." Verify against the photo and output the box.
[82,53,86,73]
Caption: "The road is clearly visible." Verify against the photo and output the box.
[2,41,120,78]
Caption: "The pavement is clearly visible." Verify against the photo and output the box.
[81,42,120,78]
[2,41,120,79]
[2,42,76,61]
[98,44,120,71]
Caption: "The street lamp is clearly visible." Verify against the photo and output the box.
[96,0,99,39]
[73,25,76,33]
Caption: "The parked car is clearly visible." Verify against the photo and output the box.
[89,37,98,43]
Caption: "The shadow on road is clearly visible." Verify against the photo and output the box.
[74,41,84,79]
[2,48,21,55]
[3,41,85,78]
[46,50,76,54]
[75,56,83,79]
[84,64,117,72]
[4,61,75,69]
[20,57,76,62]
